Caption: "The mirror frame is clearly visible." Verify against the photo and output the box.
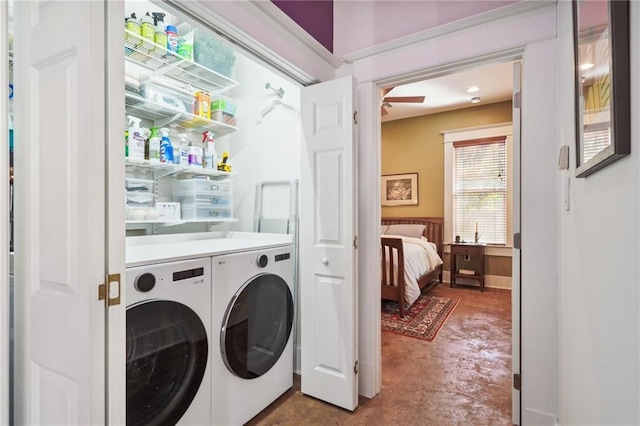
[572,0,630,178]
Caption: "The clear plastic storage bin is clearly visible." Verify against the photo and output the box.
[210,96,237,126]
[125,178,154,193]
[173,179,231,195]
[181,205,232,220]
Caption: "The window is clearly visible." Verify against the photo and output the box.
[453,137,506,244]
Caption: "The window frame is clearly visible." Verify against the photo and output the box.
[443,124,513,248]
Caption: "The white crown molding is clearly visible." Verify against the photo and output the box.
[342,0,556,63]
[250,1,344,70]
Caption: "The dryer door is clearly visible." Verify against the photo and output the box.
[126,300,208,426]
[221,273,294,379]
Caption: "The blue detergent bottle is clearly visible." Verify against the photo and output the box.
[159,128,174,163]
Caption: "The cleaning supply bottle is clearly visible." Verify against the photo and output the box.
[140,12,155,53]
[178,133,190,166]
[189,141,203,168]
[203,131,217,170]
[166,25,178,53]
[127,115,145,161]
[125,13,141,35]
[159,128,174,163]
[148,126,161,163]
[142,127,150,160]
[152,12,167,48]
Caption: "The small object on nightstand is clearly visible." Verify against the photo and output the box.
[455,235,460,243]
[459,269,475,276]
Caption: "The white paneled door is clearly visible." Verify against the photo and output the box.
[300,75,359,411]
[14,1,110,424]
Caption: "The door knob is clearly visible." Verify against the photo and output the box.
[321,258,329,265]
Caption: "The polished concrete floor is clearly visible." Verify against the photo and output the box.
[248,283,512,426]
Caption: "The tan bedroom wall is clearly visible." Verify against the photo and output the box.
[382,100,514,286]
[381,100,513,217]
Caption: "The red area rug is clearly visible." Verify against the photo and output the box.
[381,295,459,341]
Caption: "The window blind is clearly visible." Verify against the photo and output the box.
[453,138,507,244]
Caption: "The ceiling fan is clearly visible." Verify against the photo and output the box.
[381,87,425,116]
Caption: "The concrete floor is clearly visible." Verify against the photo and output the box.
[248,283,512,426]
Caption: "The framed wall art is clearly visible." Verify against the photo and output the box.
[573,0,630,177]
[382,173,418,206]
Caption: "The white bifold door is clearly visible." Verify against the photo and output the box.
[300,75,359,411]
[13,1,125,424]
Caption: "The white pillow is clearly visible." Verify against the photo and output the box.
[385,224,426,239]
[381,225,389,235]
[421,236,430,243]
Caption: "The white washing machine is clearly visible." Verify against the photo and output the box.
[126,257,212,426]
[211,244,295,426]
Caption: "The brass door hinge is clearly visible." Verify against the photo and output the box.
[98,273,122,307]
[513,373,521,391]
[353,111,358,125]
[354,360,359,375]
[514,92,522,109]
[353,236,358,249]
[514,233,521,249]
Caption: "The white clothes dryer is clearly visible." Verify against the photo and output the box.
[126,257,212,426]
[211,245,295,426]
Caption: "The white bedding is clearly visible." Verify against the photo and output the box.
[383,235,444,306]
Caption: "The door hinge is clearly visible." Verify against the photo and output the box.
[353,236,358,249]
[354,360,358,375]
[98,273,122,307]
[514,233,521,249]
[513,373,521,391]
[513,92,521,109]
[353,111,358,125]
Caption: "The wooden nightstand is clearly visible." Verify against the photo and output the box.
[450,243,486,291]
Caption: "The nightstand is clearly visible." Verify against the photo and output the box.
[450,243,486,291]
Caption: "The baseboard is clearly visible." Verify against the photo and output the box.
[442,271,512,289]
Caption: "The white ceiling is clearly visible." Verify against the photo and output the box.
[381,61,515,122]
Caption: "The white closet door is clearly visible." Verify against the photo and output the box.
[14,1,108,423]
[300,75,359,411]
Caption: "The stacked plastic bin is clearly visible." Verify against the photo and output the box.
[172,178,232,219]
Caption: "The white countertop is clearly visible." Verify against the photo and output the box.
[126,232,294,268]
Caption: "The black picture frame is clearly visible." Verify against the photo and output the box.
[573,0,630,178]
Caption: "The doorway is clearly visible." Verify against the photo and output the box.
[376,58,521,424]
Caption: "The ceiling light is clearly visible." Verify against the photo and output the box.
[467,86,480,93]
[470,97,481,104]
[580,63,594,71]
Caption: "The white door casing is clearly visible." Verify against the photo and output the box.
[105,1,126,424]
[512,60,522,426]
[14,1,108,424]
[0,1,9,424]
[300,75,358,411]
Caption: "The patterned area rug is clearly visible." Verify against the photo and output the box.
[381,294,459,341]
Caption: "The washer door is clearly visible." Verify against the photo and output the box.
[221,273,294,379]
[126,300,208,426]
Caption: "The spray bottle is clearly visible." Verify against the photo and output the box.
[177,133,190,166]
[148,126,161,163]
[125,13,141,35]
[203,131,217,170]
[159,128,174,163]
[152,12,167,48]
[127,116,145,161]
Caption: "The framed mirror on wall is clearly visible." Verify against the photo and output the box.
[572,0,630,178]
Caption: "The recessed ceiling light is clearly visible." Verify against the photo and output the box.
[580,63,594,71]
[467,86,480,93]
[470,97,481,104]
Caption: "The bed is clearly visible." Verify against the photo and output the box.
[381,217,444,317]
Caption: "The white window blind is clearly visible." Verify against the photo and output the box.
[453,137,506,244]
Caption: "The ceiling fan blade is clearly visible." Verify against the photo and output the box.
[381,105,388,116]
[381,87,394,97]
[382,96,425,104]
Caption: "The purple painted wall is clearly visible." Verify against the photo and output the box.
[272,1,334,53]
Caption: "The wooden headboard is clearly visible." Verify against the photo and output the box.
[381,217,444,257]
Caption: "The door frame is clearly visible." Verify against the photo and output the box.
[364,51,524,401]
[0,1,9,424]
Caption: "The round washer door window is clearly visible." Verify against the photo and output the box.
[221,273,294,379]
[126,300,208,426]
